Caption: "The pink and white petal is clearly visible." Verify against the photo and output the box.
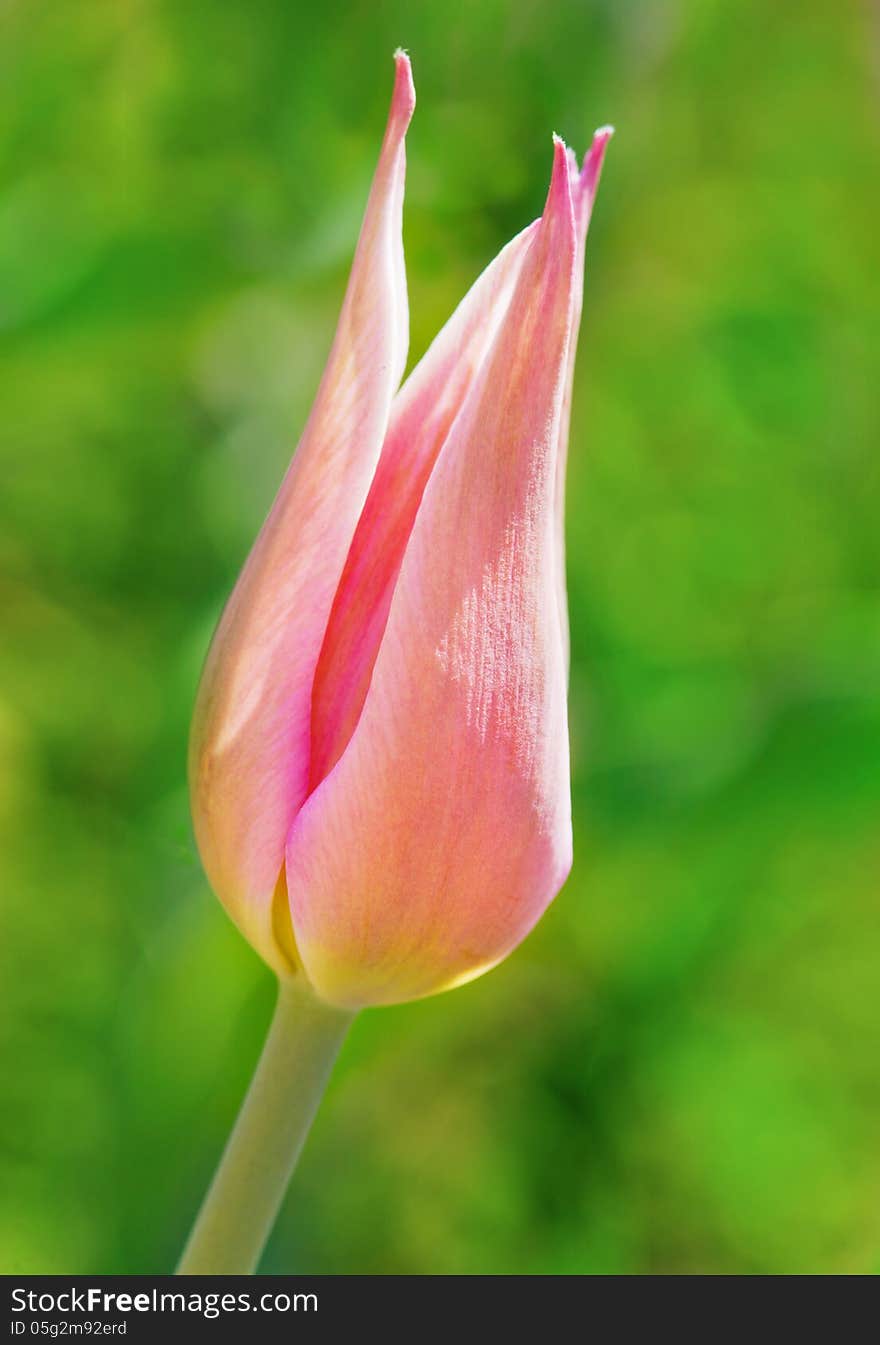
[309,218,539,788]
[286,140,578,1006]
[577,125,614,219]
[189,53,415,975]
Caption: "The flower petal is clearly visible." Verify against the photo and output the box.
[309,218,539,788]
[286,139,578,1006]
[189,53,415,974]
[556,127,613,666]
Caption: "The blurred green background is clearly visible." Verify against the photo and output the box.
[2,0,879,1275]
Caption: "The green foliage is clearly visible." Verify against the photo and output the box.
[1,0,878,1274]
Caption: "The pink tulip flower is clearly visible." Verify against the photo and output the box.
[189,52,611,1009]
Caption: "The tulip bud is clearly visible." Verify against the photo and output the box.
[190,52,611,1008]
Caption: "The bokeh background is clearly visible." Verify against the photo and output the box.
[2,0,879,1274]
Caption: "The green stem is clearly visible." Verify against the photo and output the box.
[177,977,354,1275]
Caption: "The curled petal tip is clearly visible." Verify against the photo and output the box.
[391,48,416,126]
[587,125,615,169]
[579,125,614,202]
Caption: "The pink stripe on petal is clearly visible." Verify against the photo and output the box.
[189,53,415,974]
[287,140,578,1006]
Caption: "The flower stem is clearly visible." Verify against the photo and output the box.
[177,977,354,1275]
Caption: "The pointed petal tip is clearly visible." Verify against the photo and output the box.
[545,134,575,220]
[534,136,575,274]
[584,125,614,170]
[391,48,416,126]
[551,132,570,167]
[578,124,613,205]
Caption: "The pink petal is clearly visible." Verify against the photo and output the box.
[286,139,578,1006]
[189,53,415,974]
[556,127,614,666]
[309,219,539,788]
[309,131,612,792]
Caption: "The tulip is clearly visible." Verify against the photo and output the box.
[189,52,611,1010]
[180,51,610,1274]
